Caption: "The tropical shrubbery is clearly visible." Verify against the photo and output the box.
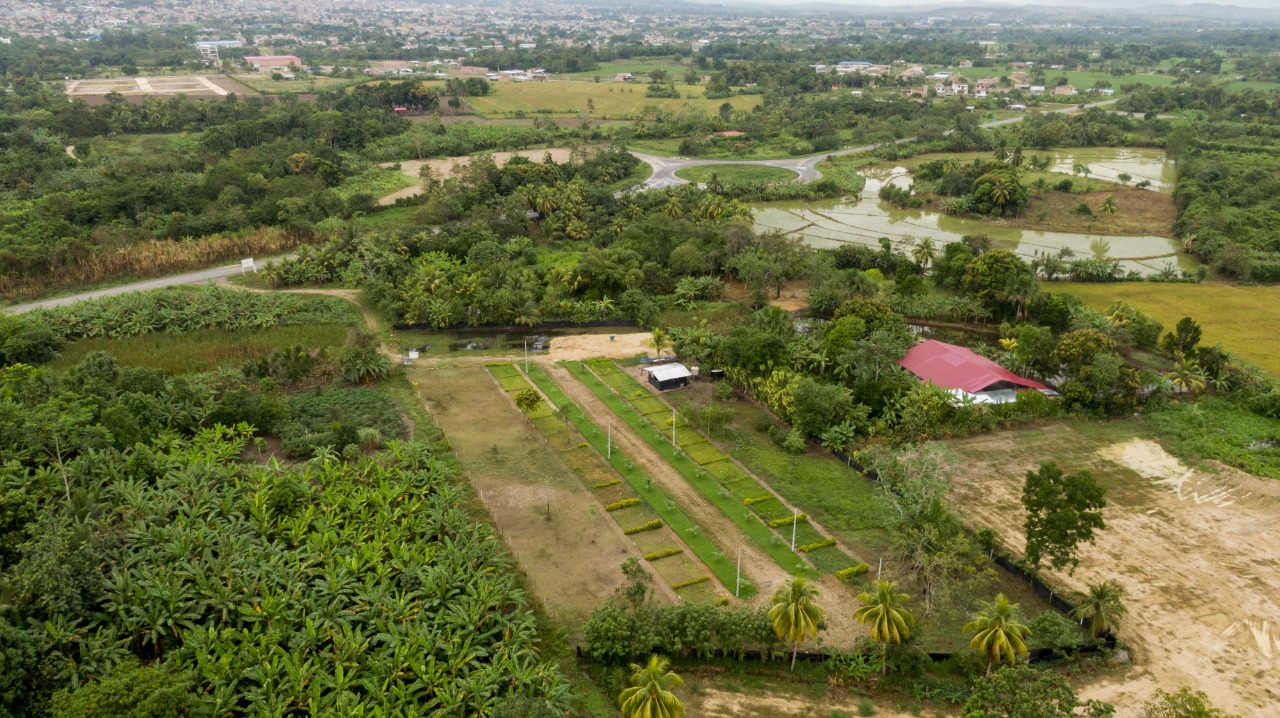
[28,286,358,345]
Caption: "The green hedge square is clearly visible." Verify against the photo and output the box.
[497,374,531,392]
[685,442,727,465]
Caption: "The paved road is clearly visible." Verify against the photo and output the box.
[626,99,1119,192]
[4,256,293,314]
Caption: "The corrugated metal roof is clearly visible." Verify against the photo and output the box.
[900,340,1049,394]
[643,363,692,382]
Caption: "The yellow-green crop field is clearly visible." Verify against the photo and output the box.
[1054,282,1280,375]
[463,82,761,118]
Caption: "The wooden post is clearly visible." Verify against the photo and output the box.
[791,509,797,551]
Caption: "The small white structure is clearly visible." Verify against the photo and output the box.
[642,363,692,391]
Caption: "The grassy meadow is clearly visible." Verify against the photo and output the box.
[1053,282,1280,375]
[463,81,761,118]
[48,324,352,374]
[674,164,798,184]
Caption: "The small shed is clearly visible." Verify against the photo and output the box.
[643,363,692,392]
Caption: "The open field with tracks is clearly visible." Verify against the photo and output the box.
[936,421,1280,717]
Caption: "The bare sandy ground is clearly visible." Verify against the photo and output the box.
[945,435,1280,717]
[688,686,939,718]
[545,331,653,361]
[378,147,579,205]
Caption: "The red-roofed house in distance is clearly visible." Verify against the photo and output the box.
[900,339,1055,404]
[713,130,745,137]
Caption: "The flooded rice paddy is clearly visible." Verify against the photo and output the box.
[756,148,1193,277]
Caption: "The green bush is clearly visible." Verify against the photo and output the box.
[278,387,406,458]
[605,497,642,512]
[644,547,684,561]
[671,576,710,590]
[836,563,869,581]
[592,479,621,489]
[50,659,199,718]
[768,513,808,528]
[624,520,663,535]
[743,495,774,506]
[798,538,836,553]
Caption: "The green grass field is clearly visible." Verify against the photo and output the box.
[674,165,797,184]
[229,74,373,95]
[464,82,761,118]
[561,59,692,80]
[1056,70,1176,90]
[1053,282,1280,375]
[48,324,351,374]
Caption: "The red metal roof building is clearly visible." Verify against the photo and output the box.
[900,340,1050,398]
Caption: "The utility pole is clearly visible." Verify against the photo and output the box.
[671,407,677,447]
[607,419,611,459]
[735,546,741,598]
[791,509,798,551]
[524,340,528,373]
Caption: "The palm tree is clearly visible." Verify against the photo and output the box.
[964,593,1031,674]
[768,577,827,672]
[1069,580,1128,638]
[1164,356,1207,395]
[852,581,914,675]
[618,655,684,718]
[1099,195,1118,218]
[648,327,672,357]
[997,274,1041,321]
[911,237,938,269]
[707,172,724,195]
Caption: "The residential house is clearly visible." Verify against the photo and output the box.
[242,55,301,72]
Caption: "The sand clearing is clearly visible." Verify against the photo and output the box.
[378,147,580,205]
[545,331,653,361]
[946,435,1280,717]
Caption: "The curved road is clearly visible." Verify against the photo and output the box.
[627,99,1119,192]
[6,101,1119,313]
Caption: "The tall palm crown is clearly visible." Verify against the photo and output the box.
[853,580,914,674]
[1069,580,1128,638]
[853,580,914,645]
[768,577,827,671]
[964,593,1031,672]
[618,655,685,718]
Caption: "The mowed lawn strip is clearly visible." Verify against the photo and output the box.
[1054,282,1280,376]
[523,364,748,597]
[564,360,818,580]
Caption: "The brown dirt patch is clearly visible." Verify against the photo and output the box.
[412,366,660,636]
[685,683,943,718]
[940,428,1280,718]
[378,147,581,205]
[723,279,810,312]
[546,331,653,361]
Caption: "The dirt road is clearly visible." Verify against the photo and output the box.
[944,434,1280,717]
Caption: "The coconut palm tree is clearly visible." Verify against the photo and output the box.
[997,274,1041,322]
[1099,195,1118,217]
[964,593,1031,674]
[618,655,684,718]
[707,172,725,195]
[768,577,827,672]
[853,580,915,674]
[1069,580,1128,638]
[1164,356,1207,395]
[911,237,938,270]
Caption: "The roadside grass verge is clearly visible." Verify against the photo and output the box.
[565,360,821,580]
[516,364,739,597]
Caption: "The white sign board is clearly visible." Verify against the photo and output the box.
[240,258,256,274]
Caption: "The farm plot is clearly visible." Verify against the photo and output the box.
[412,365,655,633]
[65,75,245,98]
[488,364,721,602]
[937,422,1280,718]
[462,81,761,119]
[577,359,867,577]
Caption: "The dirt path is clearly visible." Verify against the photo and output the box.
[541,361,863,647]
[944,434,1280,717]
